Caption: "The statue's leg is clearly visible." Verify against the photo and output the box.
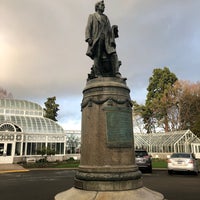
[93,38,106,77]
[93,57,101,77]
[110,53,121,77]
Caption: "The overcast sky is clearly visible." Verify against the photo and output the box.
[1,0,200,130]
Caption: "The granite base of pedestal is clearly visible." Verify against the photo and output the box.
[55,187,165,200]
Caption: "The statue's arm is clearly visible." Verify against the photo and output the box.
[85,14,93,43]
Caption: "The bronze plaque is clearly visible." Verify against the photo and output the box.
[105,107,133,148]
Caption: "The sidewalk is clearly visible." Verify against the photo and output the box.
[0,164,29,174]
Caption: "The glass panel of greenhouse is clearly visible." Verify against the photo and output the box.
[0,99,64,134]
[0,99,66,164]
[134,130,200,156]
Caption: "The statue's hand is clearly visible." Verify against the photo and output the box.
[87,38,93,46]
[111,42,116,48]
[112,25,119,38]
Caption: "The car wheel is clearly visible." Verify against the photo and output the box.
[148,166,152,173]
[193,170,199,176]
[168,170,173,175]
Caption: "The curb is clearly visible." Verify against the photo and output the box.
[0,169,30,174]
[28,167,77,171]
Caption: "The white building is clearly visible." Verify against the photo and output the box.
[134,130,200,159]
[65,130,200,159]
[0,99,66,164]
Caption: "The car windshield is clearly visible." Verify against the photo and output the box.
[171,153,190,158]
[135,151,148,157]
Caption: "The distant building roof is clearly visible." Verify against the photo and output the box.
[134,130,200,147]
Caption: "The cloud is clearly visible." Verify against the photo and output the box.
[1,0,200,129]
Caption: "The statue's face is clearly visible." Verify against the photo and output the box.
[98,2,105,13]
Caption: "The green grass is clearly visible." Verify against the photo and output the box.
[21,158,169,169]
[152,158,168,168]
[21,159,80,169]
[21,158,200,169]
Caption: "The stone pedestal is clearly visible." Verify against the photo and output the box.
[55,77,165,200]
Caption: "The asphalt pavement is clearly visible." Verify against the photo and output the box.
[0,169,199,200]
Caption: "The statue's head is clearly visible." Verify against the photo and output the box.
[95,1,105,12]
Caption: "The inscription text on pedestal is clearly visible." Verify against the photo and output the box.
[105,107,133,148]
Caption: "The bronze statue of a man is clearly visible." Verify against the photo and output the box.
[85,0,121,78]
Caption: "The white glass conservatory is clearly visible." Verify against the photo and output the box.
[134,130,200,158]
[64,129,200,159]
[0,99,66,164]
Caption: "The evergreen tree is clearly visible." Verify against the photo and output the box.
[145,67,177,132]
[133,68,200,136]
[44,96,59,121]
[136,67,178,133]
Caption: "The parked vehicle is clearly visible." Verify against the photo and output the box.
[135,149,152,173]
[167,153,199,175]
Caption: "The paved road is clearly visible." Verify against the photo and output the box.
[0,169,199,200]
[143,170,200,200]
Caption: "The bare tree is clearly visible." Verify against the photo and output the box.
[0,87,13,99]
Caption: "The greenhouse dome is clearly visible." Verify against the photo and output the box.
[0,99,63,133]
[0,99,66,164]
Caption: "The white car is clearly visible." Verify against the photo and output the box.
[168,153,199,175]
